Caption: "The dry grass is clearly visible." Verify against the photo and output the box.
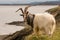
[24,21,60,40]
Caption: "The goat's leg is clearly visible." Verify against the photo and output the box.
[33,23,39,36]
[49,21,56,36]
[44,21,56,36]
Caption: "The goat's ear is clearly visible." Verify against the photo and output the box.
[20,14,23,16]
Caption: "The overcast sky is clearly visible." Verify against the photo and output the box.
[0,0,58,4]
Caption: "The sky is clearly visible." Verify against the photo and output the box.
[0,0,58,4]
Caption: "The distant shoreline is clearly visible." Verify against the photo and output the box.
[0,4,58,6]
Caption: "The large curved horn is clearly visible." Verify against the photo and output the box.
[24,6,31,13]
[16,8,24,14]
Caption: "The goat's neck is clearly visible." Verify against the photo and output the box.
[26,14,35,28]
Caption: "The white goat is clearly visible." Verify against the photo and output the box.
[33,13,56,36]
[16,6,56,36]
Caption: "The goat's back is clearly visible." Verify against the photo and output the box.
[34,13,56,28]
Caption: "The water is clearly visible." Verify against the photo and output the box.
[0,5,57,35]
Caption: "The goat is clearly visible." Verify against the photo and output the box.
[16,6,56,36]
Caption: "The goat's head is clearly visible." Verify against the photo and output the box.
[16,6,31,22]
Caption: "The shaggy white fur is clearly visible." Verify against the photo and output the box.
[33,13,56,36]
